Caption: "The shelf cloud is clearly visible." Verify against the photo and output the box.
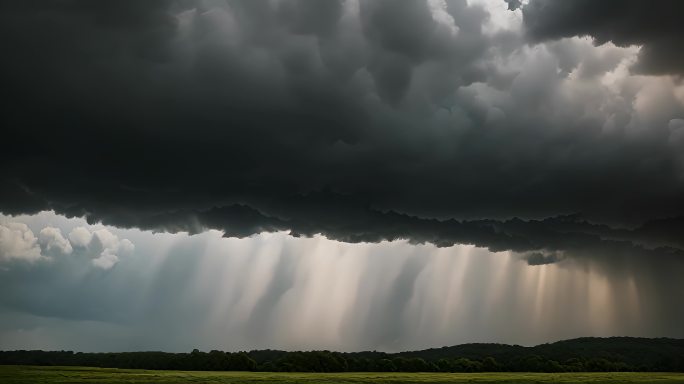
[2,0,683,260]
[522,0,684,75]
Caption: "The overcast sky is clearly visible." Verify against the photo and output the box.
[1,0,683,352]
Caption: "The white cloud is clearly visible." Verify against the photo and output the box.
[427,0,459,36]
[92,250,119,270]
[119,239,135,255]
[68,227,134,270]
[0,218,134,270]
[0,222,43,263]
[68,227,92,248]
[38,227,73,256]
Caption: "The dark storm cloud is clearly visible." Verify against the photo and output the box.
[2,0,684,259]
[522,251,563,266]
[521,0,684,75]
[504,0,522,11]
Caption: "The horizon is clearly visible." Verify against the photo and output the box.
[3,336,683,354]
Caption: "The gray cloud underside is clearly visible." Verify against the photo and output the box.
[522,0,684,75]
[2,0,684,260]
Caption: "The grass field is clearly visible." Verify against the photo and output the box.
[2,365,684,384]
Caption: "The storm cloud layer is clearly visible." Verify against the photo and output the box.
[521,0,684,75]
[2,0,684,258]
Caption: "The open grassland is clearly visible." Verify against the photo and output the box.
[2,365,684,384]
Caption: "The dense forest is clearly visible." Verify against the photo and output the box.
[2,338,683,372]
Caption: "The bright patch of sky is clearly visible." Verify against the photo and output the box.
[1,211,679,352]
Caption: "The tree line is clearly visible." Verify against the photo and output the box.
[1,337,683,372]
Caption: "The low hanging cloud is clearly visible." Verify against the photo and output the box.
[0,221,133,270]
[520,250,565,266]
[520,0,684,75]
[1,0,683,260]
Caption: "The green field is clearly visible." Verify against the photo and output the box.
[2,366,684,384]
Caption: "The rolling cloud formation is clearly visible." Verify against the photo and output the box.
[2,0,684,260]
[522,0,684,75]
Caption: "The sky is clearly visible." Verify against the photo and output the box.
[1,0,684,352]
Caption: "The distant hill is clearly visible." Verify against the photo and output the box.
[393,342,527,361]
[393,337,684,369]
[2,337,683,372]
